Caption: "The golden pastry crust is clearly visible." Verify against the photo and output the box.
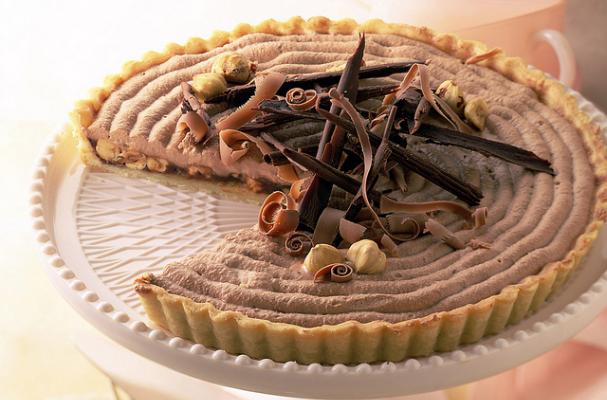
[70,16,607,364]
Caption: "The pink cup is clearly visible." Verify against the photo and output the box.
[365,0,576,86]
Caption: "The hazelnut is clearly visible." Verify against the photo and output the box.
[146,157,169,173]
[191,72,227,102]
[303,244,345,274]
[188,165,212,178]
[95,138,121,162]
[123,151,146,170]
[346,239,387,274]
[211,52,254,83]
[436,80,465,114]
[464,97,489,131]
[246,177,264,193]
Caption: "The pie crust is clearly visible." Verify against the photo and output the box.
[71,17,607,364]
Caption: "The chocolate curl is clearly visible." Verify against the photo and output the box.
[258,191,299,236]
[314,263,354,283]
[424,218,466,249]
[472,207,488,229]
[219,127,300,182]
[288,177,310,202]
[286,88,318,111]
[384,213,424,237]
[216,72,286,131]
[177,111,209,144]
[465,48,502,65]
[329,263,354,283]
[180,82,215,145]
[285,231,314,256]
[380,196,474,223]
[218,129,257,164]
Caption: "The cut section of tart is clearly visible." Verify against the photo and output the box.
[72,17,607,364]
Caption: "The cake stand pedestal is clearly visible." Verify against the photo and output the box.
[33,89,607,399]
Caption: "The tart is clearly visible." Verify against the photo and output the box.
[72,17,607,364]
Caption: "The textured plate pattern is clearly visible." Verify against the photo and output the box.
[76,172,258,311]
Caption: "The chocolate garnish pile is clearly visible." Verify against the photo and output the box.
[178,34,555,281]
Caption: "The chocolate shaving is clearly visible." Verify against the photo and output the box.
[209,61,419,106]
[380,234,399,256]
[408,122,555,175]
[330,90,419,243]
[216,72,286,131]
[341,105,396,226]
[383,63,420,105]
[411,97,431,134]
[380,196,474,223]
[315,106,482,205]
[285,231,314,256]
[424,218,466,249]
[297,34,367,231]
[465,48,502,65]
[260,133,367,201]
[390,165,408,192]
[338,218,368,244]
[468,238,492,249]
[181,82,202,112]
[312,207,346,244]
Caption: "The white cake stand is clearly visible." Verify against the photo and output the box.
[32,89,607,399]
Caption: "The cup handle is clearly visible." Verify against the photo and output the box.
[535,29,577,86]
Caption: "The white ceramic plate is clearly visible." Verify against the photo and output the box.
[32,89,607,399]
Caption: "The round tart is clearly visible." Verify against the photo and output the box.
[71,17,607,364]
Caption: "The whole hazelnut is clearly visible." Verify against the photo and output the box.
[436,80,465,114]
[211,52,254,83]
[464,97,489,131]
[346,239,387,274]
[191,72,227,102]
[124,151,147,170]
[303,244,345,274]
[96,138,122,162]
[146,157,169,173]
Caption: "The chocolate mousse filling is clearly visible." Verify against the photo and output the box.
[80,32,599,328]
